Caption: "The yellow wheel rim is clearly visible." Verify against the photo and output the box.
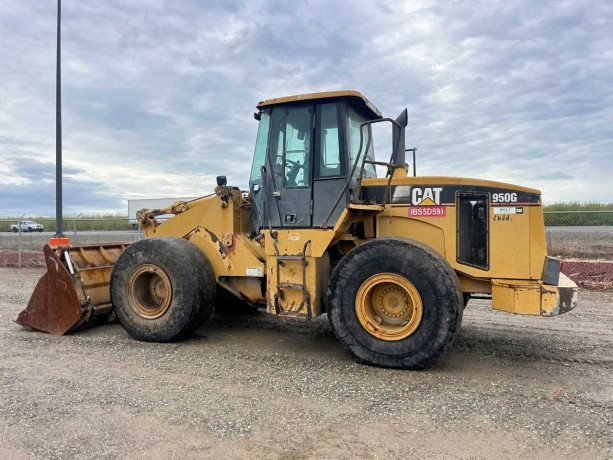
[128,264,172,319]
[355,273,423,341]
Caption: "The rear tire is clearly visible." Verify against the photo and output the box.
[326,238,462,369]
[111,237,216,342]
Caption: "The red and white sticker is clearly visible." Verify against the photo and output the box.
[408,206,447,217]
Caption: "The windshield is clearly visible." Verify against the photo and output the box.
[248,112,271,234]
[249,112,271,185]
[347,106,376,178]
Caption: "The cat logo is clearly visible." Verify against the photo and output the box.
[411,187,443,206]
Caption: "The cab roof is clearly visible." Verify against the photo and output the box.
[257,90,382,119]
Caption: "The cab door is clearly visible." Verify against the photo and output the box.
[268,105,314,228]
[312,102,348,227]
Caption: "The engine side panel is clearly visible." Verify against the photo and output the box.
[362,178,546,281]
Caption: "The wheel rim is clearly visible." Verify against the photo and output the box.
[128,264,172,319]
[355,273,423,341]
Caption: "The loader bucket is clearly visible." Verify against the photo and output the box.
[16,242,129,335]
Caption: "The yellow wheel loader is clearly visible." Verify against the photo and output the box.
[17,90,578,369]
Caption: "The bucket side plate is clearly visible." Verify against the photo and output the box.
[16,245,83,335]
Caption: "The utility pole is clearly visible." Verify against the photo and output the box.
[54,0,64,238]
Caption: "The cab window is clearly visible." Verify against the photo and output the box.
[267,106,313,189]
[317,103,342,177]
[283,106,312,187]
[347,106,376,178]
[249,112,271,183]
[269,107,285,190]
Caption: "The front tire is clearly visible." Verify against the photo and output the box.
[326,238,462,369]
[111,237,216,342]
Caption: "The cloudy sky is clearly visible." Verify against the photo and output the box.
[1,0,612,216]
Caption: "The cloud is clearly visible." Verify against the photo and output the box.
[532,171,573,181]
[1,0,612,216]
[0,144,123,214]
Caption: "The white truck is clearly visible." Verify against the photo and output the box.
[128,197,198,228]
[11,220,44,232]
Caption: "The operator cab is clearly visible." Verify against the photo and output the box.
[249,90,391,233]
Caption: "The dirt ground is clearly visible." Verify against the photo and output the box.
[546,226,613,261]
[0,268,611,459]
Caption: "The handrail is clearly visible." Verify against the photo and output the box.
[320,117,403,228]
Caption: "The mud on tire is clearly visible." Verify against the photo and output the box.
[111,237,216,342]
[326,237,463,369]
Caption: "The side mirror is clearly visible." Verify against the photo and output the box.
[254,112,261,121]
[216,175,227,186]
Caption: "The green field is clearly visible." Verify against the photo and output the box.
[543,202,613,226]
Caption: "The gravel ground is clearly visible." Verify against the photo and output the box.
[0,268,611,459]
